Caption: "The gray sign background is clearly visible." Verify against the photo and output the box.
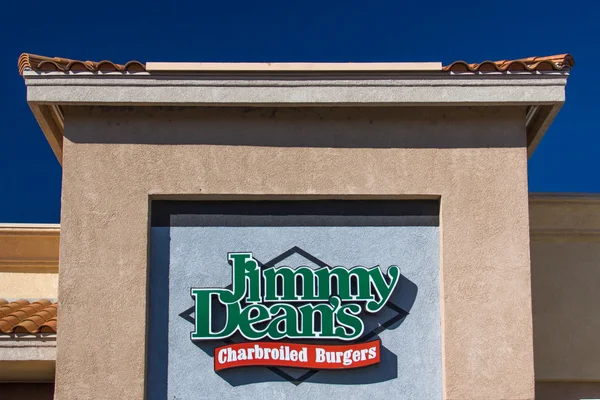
[148,202,441,400]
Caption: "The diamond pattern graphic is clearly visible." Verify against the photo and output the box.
[180,246,409,386]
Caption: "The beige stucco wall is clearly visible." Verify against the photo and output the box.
[56,105,534,400]
[530,195,600,399]
[0,272,58,299]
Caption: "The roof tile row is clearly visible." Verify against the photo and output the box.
[443,54,574,72]
[0,299,57,334]
[18,53,145,75]
[18,53,574,75]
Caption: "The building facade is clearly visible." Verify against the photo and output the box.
[2,53,598,400]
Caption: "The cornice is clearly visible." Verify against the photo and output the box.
[0,225,59,272]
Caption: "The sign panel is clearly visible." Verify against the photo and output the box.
[214,340,381,371]
[148,200,441,400]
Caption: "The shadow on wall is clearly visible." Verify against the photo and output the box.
[63,106,527,149]
[0,383,55,400]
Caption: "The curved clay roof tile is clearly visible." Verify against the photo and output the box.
[23,314,47,326]
[562,54,575,67]
[0,299,58,334]
[443,53,574,72]
[18,53,146,75]
[40,318,57,333]
[38,61,65,72]
[442,61,471,72]
[9,311,28,321]
[124,61,146,72]
[504,61,529,72]
[36,308,57,319]
[66,61,94,72]
[0,321,15,333]
[0,300,30,318]
[531,61,555,71]
[18,52,573,75]
[0,313,25,332]
[13,307,36,318]
[97,61,122,72]
[476,61,500,72]
[13,320,41,334]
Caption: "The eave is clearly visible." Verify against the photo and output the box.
[22,69,570,164]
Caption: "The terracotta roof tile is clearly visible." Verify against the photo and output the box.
[0,299,57,334]
[18,53,574,75]
[18,53,145,75]
[443,54,574,72]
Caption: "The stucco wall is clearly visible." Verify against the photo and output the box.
[0,273,58,299]
[57,105,534,400]
[530,195,600,398]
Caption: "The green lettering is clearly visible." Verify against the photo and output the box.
[315,266,372,301]
[238,304,270,340]
[266,304,302,339]
[335,303,364,340]
[263,266,318,301]
[190,289,240,340]
[298,298,338,337]
[366,265,401,313]
[220,253,261,304]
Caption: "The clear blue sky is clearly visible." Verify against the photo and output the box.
[1,1,597,223]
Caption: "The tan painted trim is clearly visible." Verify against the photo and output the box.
[0,261,58,270]
[529,194,600,240]
[0,223,60,228]
[0,225,60,272]
[0,224,60,236]
[530,229,600,240]
[529,193,600,204]
[145,61,443,72]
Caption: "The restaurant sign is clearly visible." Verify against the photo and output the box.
[191,252,400,371]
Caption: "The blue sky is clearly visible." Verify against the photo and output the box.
[1,1,597,222]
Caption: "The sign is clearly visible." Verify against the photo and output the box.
[147,200,442,399]
[214,340,380,371]
[191,252,399,371]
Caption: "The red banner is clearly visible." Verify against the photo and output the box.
[214,340,380,371]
